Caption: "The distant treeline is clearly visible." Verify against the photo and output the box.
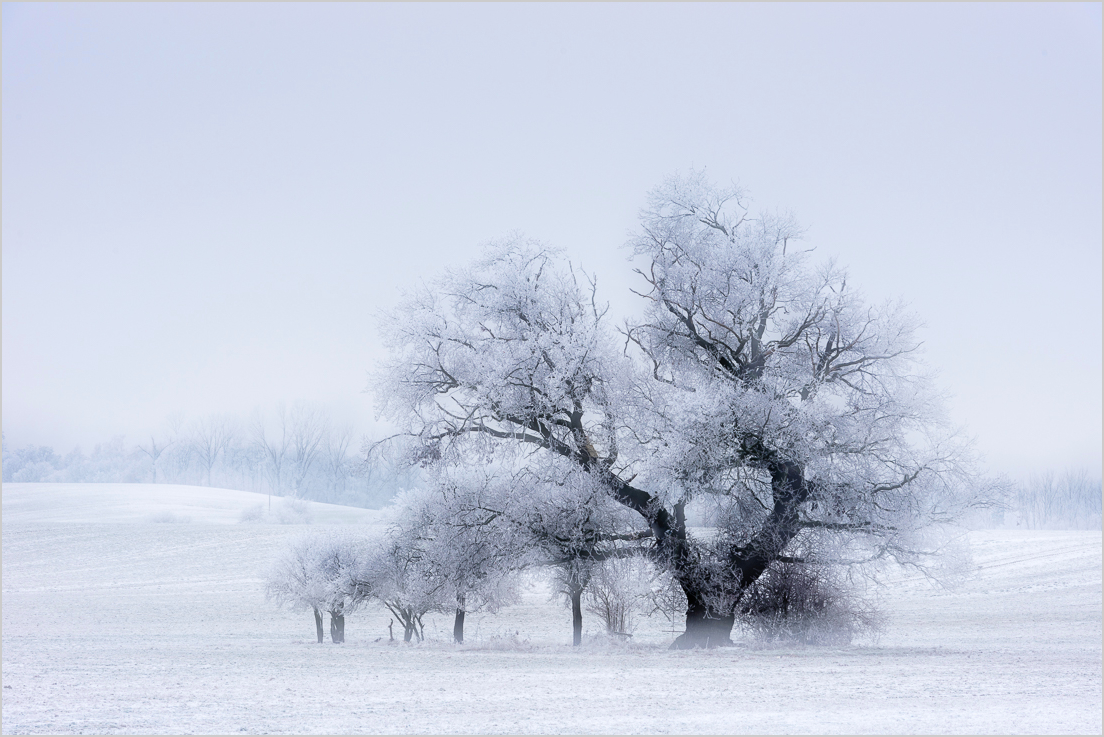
[1005,469,1101,530]
[3,413,1099,528]
[1,403,417,509]
[964,468,1101,530]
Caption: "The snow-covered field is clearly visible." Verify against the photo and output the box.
[2,483,1100,734]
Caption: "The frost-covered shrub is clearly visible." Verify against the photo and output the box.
[584,556,654,636]
[149,511,191,523]
[238,499,313,524]
[737,562,882,646]
[466,632,535,652]
[275,498,313,524]
[3,445,62,482]
[239,503,266,523]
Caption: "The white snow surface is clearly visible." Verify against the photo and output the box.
[2,482,1100,734]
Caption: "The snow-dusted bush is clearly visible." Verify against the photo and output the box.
[275,498,313,524]
[239,504,266,523]
[238,499,314,525]
[584,556,655,637]
[149,511,191,523]
[737,561,882,646]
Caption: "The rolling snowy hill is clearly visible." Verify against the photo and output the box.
[2,482,1100,734]
[0,482,386,525]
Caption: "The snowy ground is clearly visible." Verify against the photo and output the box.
[2,483,1100,734]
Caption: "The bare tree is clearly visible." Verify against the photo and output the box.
[288,402,327,497]
[323,423,354,502]
[253,405,291,508]
[136,435,172,483]
[190,414,235,487]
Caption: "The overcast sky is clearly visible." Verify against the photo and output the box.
[3,3,1100,479]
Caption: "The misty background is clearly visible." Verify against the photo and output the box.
[3,4,1101,504]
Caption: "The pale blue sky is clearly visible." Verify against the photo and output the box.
[3,3,1101,478]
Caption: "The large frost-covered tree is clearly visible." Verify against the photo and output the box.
[377,171,989,648]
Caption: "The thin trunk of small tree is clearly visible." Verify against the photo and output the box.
[329,611,345,643]
[571,585,583,646]
[453,595,466,644]
[313,607,324,644]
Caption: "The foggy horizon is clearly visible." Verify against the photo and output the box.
[3,3,1101,480]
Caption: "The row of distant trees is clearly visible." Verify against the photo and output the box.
[1001,469,1101,530]
[953,468,1100,531]
[1,402,416,509]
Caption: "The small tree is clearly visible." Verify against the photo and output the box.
[136,436,172,483]
[253,405,291,503]
[402,476,526,645]
[288,402,327,497]
[190,414,235,487]
[265,530,367,643]
[522,466,646,646]
[405,461,648,646]
[350,526,449,643]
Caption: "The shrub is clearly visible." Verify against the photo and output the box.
[584,556,654,637]
[737,562,882,646]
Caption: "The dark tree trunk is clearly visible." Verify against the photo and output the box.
[570,585,583,646]
[403,623,415,642]
[670,597,735,649]
[313,607,324,644]
[580,436,814,649]
[329,611,345,643]
[453,607,465,644]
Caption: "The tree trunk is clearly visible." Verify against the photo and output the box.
[403,623,415,642]
[670,597,735,649]
[313,607,324,644]
[598,448,810,649]
[453,607,465,644]
[571,585,583,646]
[330,611,345,643]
